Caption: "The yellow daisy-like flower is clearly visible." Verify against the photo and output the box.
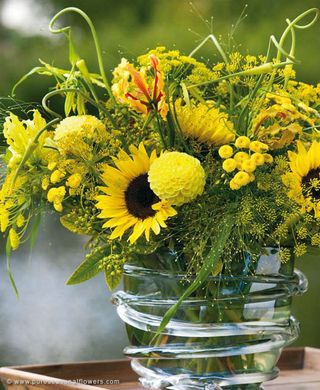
[174,100,235,146]
[148,151,205,206]
[96,143,177,244]
[282,141,320,217]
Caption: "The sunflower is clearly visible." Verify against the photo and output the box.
[174,99,235,145]
[282,141,320,217]
[96,143,177,243]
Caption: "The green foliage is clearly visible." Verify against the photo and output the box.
[66,244,109,285]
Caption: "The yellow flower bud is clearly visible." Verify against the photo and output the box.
[48,162,57,171]
[16,214,25,228]
[263,153,274,164]
[222,158,237,173]
[9,228,20,251]
[53,202,63,212]
[241,159,257,173]
[233,171,251,186]
[249,141,269,153]
[251,152,265,166]
[218,145,234,159]
[42,176,50,190]
[66,173,82,189]
[235,136,251,149]
[47,186,66,204]
[50,170,66,184]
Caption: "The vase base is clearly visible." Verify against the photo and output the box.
[131,360,275,390]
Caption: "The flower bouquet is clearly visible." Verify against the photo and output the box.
[1,6,320,389]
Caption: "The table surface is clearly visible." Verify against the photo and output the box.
[0,347,320,389]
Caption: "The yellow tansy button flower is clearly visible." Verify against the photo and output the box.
[218,145,234,159]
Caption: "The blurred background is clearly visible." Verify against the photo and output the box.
[0,0,320,366]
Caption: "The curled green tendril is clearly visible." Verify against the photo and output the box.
[42,88,116,127]
[49,7,116,104]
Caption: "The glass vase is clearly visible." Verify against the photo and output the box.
[112,248,307,390]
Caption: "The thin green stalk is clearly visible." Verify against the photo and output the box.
[49,7,116,104]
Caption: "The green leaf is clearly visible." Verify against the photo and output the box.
[6,238,19,298]
[151,214,234,344]
[104,268,122,291]
[67,30,80,66]
[30,210,42,252]
[66,246,108,285]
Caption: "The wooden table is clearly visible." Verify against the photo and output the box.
[0,348,319,389]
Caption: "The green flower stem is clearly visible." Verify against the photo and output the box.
[49,7,116,104]
[268,8,319,87]
[187,61,288,90]
[188,33,235,110]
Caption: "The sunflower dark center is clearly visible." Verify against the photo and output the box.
[302,168,320,200]
[125,174,159,219]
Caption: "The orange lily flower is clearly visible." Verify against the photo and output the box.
[113,55,168,120]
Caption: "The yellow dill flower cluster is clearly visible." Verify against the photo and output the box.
[148,151,205,206]
[138,47,217,85]
[219,137,273,190]
[174,99,235,146]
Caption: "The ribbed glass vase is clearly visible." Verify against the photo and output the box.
[112,248,307,390]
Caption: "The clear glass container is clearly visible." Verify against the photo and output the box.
[112,248,307,390]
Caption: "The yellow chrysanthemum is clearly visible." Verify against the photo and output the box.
[96,143,177,244]
[283,141,320,217]
[148,151,205,206]
[54,115,107,154]
[174,100,235,145]
[3,110,48,168]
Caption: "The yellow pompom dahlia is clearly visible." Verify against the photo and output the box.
[174,100,235,145]
[148,152,205,206]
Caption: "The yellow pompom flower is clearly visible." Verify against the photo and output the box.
[234,151,250,163]
[241,159,257,173]
[249,140,269,153]
[233,171,251,187]
[235,136,251,149]
[9,228,20,251]
[219,145,234,159]
[66,173,82,189]
[50,170,66,184]
[263,153,274,164]
[148,152,205,206]
[174,100,235,146]
[251,153,265,166]
[16,215,25,228]
[222,158,237,173]
[230,179,241,190]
